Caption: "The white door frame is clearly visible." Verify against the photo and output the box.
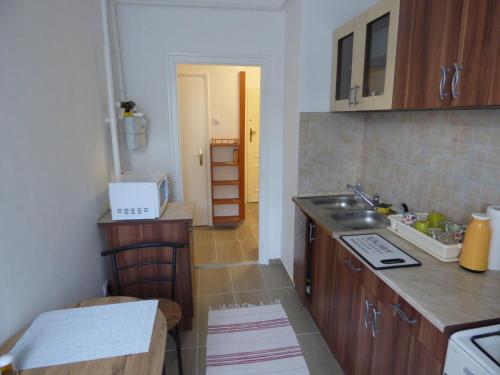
[166,52,271,265]
[245,87,260,204]
[177,72,213,226]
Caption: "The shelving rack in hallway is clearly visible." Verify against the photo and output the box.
[210,138,245,225]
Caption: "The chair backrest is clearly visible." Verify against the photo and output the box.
[101,241,184,301]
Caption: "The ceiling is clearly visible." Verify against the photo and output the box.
[116,0,289,11]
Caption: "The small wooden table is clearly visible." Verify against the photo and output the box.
[0,297,167,375]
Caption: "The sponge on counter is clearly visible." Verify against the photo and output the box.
[376,203,392,215]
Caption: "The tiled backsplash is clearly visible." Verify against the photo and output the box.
[298,110,500,224]
[298,112,364,194]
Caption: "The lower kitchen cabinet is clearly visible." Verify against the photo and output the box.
[293,210,448,375]
[309,222,337,348]
[332,246,373,375]
[333,244,446,375]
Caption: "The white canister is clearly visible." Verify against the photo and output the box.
[486,206,500,270]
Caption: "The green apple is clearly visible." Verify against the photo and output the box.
[428,211,445,228]
[415,220,430,234]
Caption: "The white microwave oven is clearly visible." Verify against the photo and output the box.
[108,171,168,220]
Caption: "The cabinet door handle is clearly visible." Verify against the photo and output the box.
[439,66,450,100]
[451,63,464,99]
[371,307,381,338]
[364,299,373,328]
[344,258,361,272]
[391,304,417,325]
[353,84,360,105]
[308,222,316,243]
[348,86,354,106]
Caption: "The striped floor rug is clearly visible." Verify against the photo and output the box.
[206,304,310,375]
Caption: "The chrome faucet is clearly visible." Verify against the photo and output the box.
[346,184,379,209]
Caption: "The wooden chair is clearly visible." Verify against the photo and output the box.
[101,242,184,375]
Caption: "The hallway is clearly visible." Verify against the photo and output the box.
[193,203,259,265]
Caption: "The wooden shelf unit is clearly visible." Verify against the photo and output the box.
[210,139,244,225]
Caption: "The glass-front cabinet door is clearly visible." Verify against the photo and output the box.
[331,18,362,111]
[331,0,400,111]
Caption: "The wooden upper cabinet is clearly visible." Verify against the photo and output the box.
[452,0,500,107]
[331,0,400,111]
[332,0,500,111]
[392,0,463,109]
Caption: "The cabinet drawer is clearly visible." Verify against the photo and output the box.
[336,242,366,280]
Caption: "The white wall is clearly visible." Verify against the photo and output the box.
[299,0,379,112]
[0,0,111,343]
[281,0,302,277]
[115,3,285,259]
[177,65,260,140]
[281,0,380,279]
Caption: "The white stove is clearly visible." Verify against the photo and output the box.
[444,324,500,375]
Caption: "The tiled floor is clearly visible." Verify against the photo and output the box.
[164,261,344,375]
[193,203,259,265]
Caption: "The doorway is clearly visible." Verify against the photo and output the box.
[178,73,210,226]
[176,64,261,266]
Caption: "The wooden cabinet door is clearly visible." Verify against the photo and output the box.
[309,226,337,348]
[333,246,373,375]
[369,299,444,375]
[369,300,410,375]
[393,0,464,109]
[451,0,500,107]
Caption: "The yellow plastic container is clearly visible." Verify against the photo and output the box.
[459,213,491,272]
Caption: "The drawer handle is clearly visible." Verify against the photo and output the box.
[364,299,373,328]
[344,258,361,272]
[391,303,417,325]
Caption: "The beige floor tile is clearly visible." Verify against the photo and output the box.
[194,242,217,265]
[298,333,344,375]
[235,290,272,306]
[240,239,259,261]
[229,265,266,291]
[249,224,259,241]
[213,228,238,241]
[235,225,253,240]
[269,287,319,335]
[194,227,214,242]
[216,241,245,263]
[198,293,236,346]
[198,267,233,295]
[259,263,293,289]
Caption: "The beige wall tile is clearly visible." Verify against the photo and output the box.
[298,109,500,224]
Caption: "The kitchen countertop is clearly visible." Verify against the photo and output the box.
[97,202,195,225]
[293,195,500,333]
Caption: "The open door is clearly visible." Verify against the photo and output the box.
[238,71,246,220]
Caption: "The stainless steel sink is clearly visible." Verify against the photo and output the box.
[331,210,390,230]
[310,195,370,211]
